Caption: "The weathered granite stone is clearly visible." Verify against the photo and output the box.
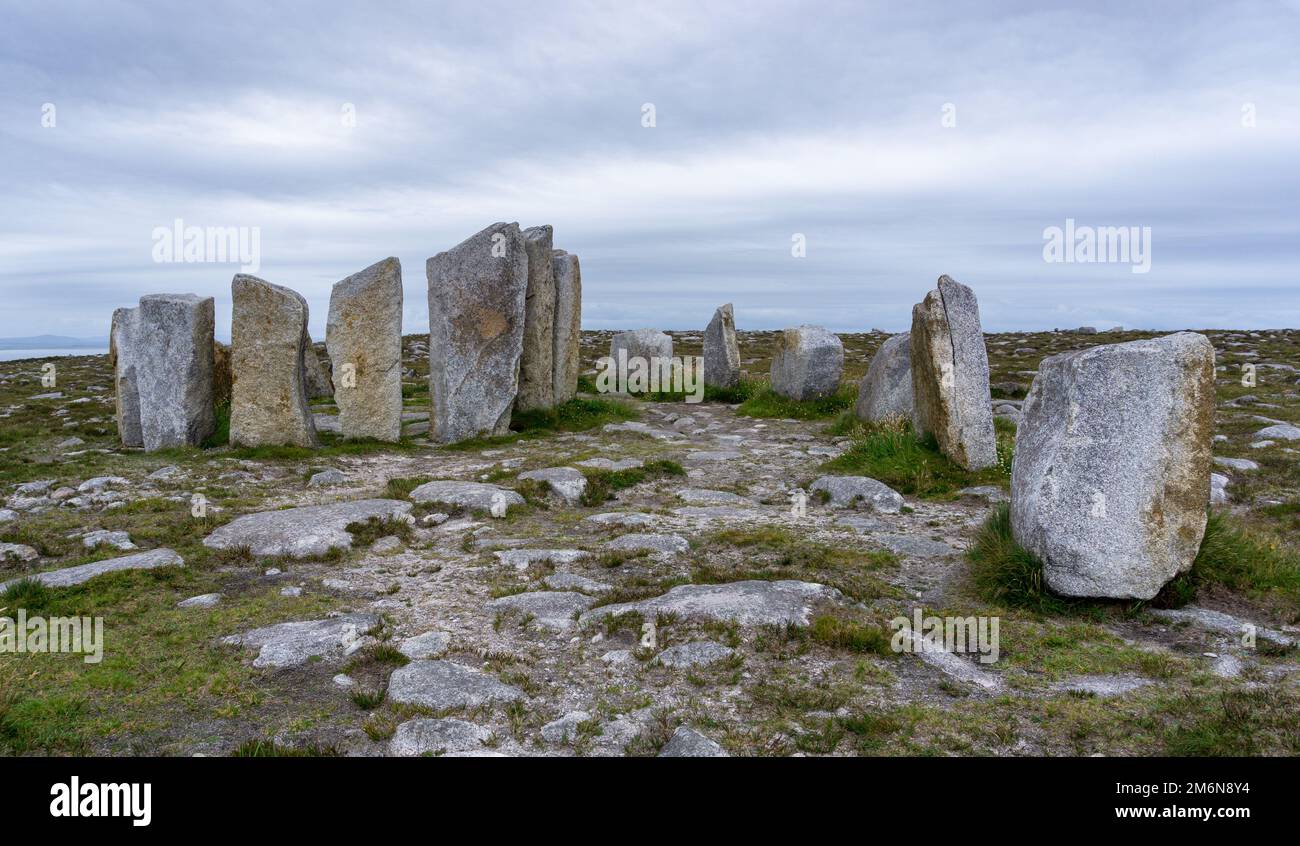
[397,631,452,660]
[387,660,524,710]
[1011,332,1215,599]
[541,711,591,744]
[516,226,556,412]
[0,548,183,591]
[201,499,413,559]
[487,590,596,630]
[809,475,904,513]
[603,533,689,555]
[655,640,734,669]
[855,332,913,423]
[131,294,216,450]
[770,325,843,401]
[229,275,318,447]
[427,222,528,443]
[390,718,491,756]
[326,257,403,441]
[517,466,586,505]
[551,249,582,404]
[582,580,843,627]
[910,276,996,470]
[494,548,590,570]
[703,303,741,388]
[111,306,143,447]
[608,330,673,395]
[223,613,378,669]
[407,480,524,514]
[658,726,729,757]
[302,340,333,399]
[212,340,232,408]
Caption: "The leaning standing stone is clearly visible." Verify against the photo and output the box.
[910,276,996,470]
[111,306,143,447]
[229,275,318,448]
[769,325,843,401]
[1011,332,1215,599]
[703,303,741,389]
[516,226,556,412]
[427,222,528,443]
[135,294,216,450]
[326,257,403,441]
[551,249,582,404]
[855,332,913,423]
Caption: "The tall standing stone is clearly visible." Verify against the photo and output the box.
[326,257,403,442]
[703,303,741,389]
[111,306,143,447]
[769,326,843,401]
[134,294,216,451]
[427,222,528,444]
[516,226,556,412]
[910,276,996,470]
[230,275,318,448]
[1011,333,1215,599]
[855,332,913,423]
[551,249,582,404]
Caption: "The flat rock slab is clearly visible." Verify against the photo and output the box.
[582,512,658,529]
[223,613,378,669]
[1149,606,1293,648]
[202,499,412,558]
[390,718,491,756]
[517,467,586,505]
[408,481,524,514]
[575,457,644,471]
[543,572,612,594]
[835,515,891,533]
[388,660,525,710]
[1212,457,1260,472]
[494,548,589,570]
[398,630,452,660]
[1052,675,1151,698]
[658,726,729,757]
[676,488,748,505]
[874,534,958,558]
[672,506,761,521]
[488,590,596,630]
[1,548,183,591]
[1254,424,1300,440]
[810,475,904,513]
[582,580,842,627]
[656,640,735,668]
[178,592,222,609]
[604,533,689,555]
[541,711,592,744]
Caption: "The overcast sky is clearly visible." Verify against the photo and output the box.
[2,0,1298,343]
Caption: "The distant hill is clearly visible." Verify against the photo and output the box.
[0,334,104,349]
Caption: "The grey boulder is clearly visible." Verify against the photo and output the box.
[855,332,913,423]
[201,499,413,558]
[387,660,525,710]
[582,580,842,627]
[658,726,729,757]
[223,613,378,669]
[770,325,843,401]
[809,475,904,513]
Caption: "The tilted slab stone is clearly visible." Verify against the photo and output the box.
[855,332,913,423]
[581,579,843,627]
[327,257,403,441]
[229,275,318,447]
[427,222,528,443]
[516,226,556,412]
[222,613,378,669]
[1,548,183,591]
[1011,332,1215,599]
[703,303,741,389]
[408,480,524,514]
[134,294,216,451]
[387,660,525,710]
[551,249,582,404]
[202,499,413,559]
[910,276,996,470]
[111,306,143,447]
[770,325,843,401]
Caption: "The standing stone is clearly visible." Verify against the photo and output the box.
[516,226,556,412]
[610,329,673,366]
[769,326,843,401]
[134,294,215,451]
[111,306,143,447]
[302,339,334,399]
[703,303,741,389]
[229,275,318,448]
[427,222,528,444]
[910,276,996,470]
[551,249,582,404]
[855,332,913,423]
[326,257,403,442]
[1011,332,1215,600]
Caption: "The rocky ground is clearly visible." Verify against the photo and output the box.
[1,328,1296,756]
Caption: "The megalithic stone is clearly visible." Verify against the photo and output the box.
[551,249,582,404]
[230,274,319,448]
[111,306,143,447]
[910,275,996,470]
[302,337,334,399]
[1011,333,1215,599]
[855,332,913,423]
[769,325,843,401]
[135,293,216,451]
[426,222,528,444]
[326,257,403,442]
[703,303,741,389]
[516,226,556,412]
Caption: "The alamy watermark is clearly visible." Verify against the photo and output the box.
[594,351,705,403]
[1042,218,1151,274]
[151,218,261,273]
[1,608,104,664]
[890,608,1000,664]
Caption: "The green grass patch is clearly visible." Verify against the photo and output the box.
[1156,511,1300,616]
[232,739,341,757]
[822,418,1012,498]
[441,396,637,451]
[736,383,856,420]
[697,526,900,602]
[579,459,686,507]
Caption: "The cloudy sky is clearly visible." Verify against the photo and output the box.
[2,0,1298,343]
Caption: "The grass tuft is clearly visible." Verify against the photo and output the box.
[736,383,857,420]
